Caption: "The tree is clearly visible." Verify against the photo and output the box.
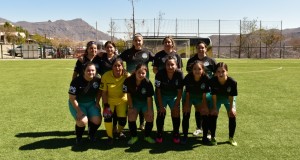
[260,29,284,58]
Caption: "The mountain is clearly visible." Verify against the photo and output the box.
[1,18,111,41]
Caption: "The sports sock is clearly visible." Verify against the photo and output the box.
[209,115,218,138]
[88,122,100,139]
[229,117,236,138]
[129,121,137,137]
[182,112,190,137]
[172,117,180,134]
[195,111,202,129]
[104,122,113,138]
[75,125,85,139]
[156,112,165,135]
[145,121,153,137]
[202,115,209,138]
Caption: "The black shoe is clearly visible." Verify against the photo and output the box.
[181,136,188,145]
[75,137,82,145]
[118,132,126,139]
[202,137,211,145]
[88,135,96,142]
[107,137,114,145]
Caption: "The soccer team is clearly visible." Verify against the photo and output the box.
[68,34,238,147]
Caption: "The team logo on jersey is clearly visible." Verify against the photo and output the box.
[69,86,76,94]
[227,87,231,93]
[93,82,99,89]
[123,85,127,92]
[142,53,148,59]
[155,80,161,87]
[201,83,206,89]
[204,61,209,66]
[141,88,146,94]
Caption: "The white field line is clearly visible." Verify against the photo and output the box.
[231,67,283,74]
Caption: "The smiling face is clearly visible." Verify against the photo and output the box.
[165,58,177,74]
[88,44,97,56]
[105,43,115,55]
[112,59,124,78]
[192,62,204,79]
[163,38,174,51]
[133,35,143,50]
[135,66,147,82]
[197,43,207,55]
[216,66,228,81]
[84,64,96,81]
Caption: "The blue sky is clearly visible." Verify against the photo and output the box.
[1,0,299,34]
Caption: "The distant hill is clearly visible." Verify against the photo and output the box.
[0,18,111,41]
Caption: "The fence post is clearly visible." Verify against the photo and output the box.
[0,44,3,59]
[229,43,231,58]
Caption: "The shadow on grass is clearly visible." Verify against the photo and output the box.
[16,130,229,153]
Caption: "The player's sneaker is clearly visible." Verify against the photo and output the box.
[201,137,211,145]
[139,124,145,130]
[229,138,237,146]
[193,128,203,136]
[128,137,138,145]
[211,137,217,146]
[144,137,155,144]
[75,137,82,145]
[118,132,126,139]
[173,134,180,144]
[156,137,163,143]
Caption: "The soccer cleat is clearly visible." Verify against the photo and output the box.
[88,135,96,142]
[144,137,155,144]
[75,137,82,145]
[210,137,217,146]
[229,138,238,146]
[173,134,180,144]
[128,137,138,145]
[139,124,145,130]
[156,137,163,143]
[193,129,203,136]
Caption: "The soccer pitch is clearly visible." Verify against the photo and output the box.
[0,59,299,160]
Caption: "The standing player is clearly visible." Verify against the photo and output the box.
[72,41,102,80]
[68,62,102,145]
[155,56,184,144]
[153,36,183,74]
[119,33,155,130]
[181,61,210,144]
[186,41,217,137]
[209,62,238,146]
[123,64,156,145]
[100,58,130,145]
[98,41,118,76]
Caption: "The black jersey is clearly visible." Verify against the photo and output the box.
[153,50,183,71]
[123,75,154,103]
[68,76,101,103]
[186,55,217,78]
[97,53,118,76]
[210,76,238,97]
[119,47,154,74]
[74,55,102,77]
[184,73,210,95]
[155,69,184,96]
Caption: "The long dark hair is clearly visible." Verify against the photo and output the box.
[112,58,128,77]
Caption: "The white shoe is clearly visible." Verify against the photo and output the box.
[193,129,203,136]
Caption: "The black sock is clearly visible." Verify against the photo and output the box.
[139,111,145,125]
[113,112,117,128]
[195,111,201,129]
[202,115,209,139]
[129,121,137,137]
[209,115,218,138]
[88,122,100,139]
[75,125,85,139]
[156,113,165,136]
[182,112,190,137]
[145,121,153,137]
[172,117,180,135]
[229,117,236,138]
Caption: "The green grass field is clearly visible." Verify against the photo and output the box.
[0,59,300,160]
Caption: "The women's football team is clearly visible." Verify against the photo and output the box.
[68,35,238,147]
